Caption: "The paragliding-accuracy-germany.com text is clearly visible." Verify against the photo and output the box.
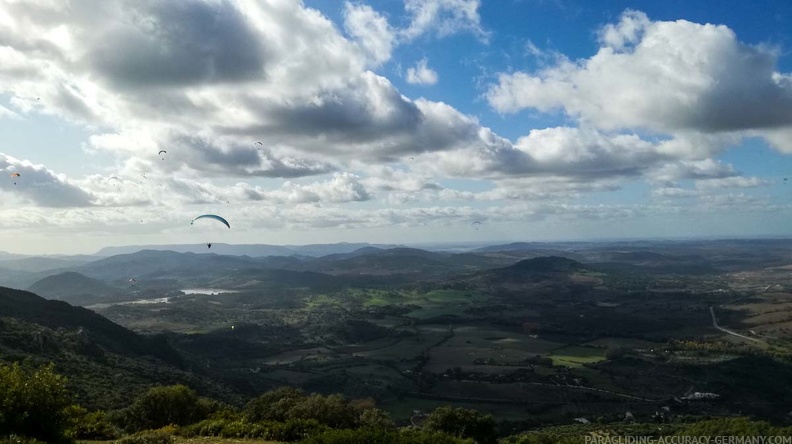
[584,437,792,444]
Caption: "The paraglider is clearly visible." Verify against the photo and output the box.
[128,278,137,286]
[472,220,482,231]
[192,214,229,249]
[191,214,231,229]
[158,150,166,160]
[10,172,19,185]
[255,141,263,146]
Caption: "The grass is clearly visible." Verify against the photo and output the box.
[548,346,607,368]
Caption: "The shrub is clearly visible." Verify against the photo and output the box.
[123,385,210,431]
[267,418,326,442]
[116,429,174,444]
[301,428,474,444]
[63,404,119,440]
[0,362,72,443]
[424,406,498,444]
[245,386,305,422]
[286,394,358,428]
[358,408,396,430]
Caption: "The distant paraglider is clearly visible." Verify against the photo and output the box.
[10,172,20,185]
[158,150,167,160]
[192,214,229,249]
[472,220,482,231]
[191,214,231,229]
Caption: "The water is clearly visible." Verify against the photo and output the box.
[180,288,238,295]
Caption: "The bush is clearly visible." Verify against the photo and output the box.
[301,428,474,444]
[177,417,326,442]
[177,419,226,437]
[0,436,48,444]
[286,394,358,428]
[359,408,396,430]
[0,362,72,443]
[245,386,305,422]
[122,385,210,431]
[116,429,174,444]
[268,419,326,442]
[63,404,119,440]
[424,406,498,444]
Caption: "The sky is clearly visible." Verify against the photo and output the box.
[0,0,791,255]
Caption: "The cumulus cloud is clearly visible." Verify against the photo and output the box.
[427,127,674,180]
[486,10,792,142]
[406,58,439,85]
[0,153,95,207]
[652,187,698,199]
[344,2,395,66]
[695,176,769,190]
[248,172,371,204]
[401,0,488,41]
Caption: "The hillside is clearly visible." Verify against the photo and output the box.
[28,271,120,305]
[0,286,242,409]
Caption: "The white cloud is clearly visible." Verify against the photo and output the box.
[0,153,95,207]
[0,104,19,119]
[401,0,488,41]
[652,187,698,198]
[695,176,769,190]
[486,10,792,144]
[344,2,395,66]
[406,58,439,85]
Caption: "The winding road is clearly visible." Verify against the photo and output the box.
[709,306,762,343]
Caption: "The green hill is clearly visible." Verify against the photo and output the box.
[0,286,242,409]
[27,271,121,306]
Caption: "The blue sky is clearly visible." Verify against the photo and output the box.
[0,0,791,254]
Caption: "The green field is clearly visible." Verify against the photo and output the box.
[548,346,607,367]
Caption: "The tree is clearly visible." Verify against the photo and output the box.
[424,406,497,444]
[358,408,396,430]
[0,362,72,443]
[123,385,210,431]
[286,394,359,429]
[245,386,305,422]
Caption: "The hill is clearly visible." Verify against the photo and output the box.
[0,286,242,409]
[94,242,404,257]
[27,272,120,306]
[499,256,585,274]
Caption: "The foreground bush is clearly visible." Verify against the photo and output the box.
[300,428,475,444]
[0,362,71,443]
[424,406,498,444]
[116,429,174,444]
[63,405,119,440]
[178,418,326,441]
[117,385,212,432]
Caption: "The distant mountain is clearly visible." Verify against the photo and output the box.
[0,267,40,290]
[76,250,264,281]
[0,256,94,273]
[27,272,120,306]
[507,256,585,273]
[94,242,404,257]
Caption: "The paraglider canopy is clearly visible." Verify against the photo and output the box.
[191,214,230,229]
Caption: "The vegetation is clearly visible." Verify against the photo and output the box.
[0,362,71,443]
[6,242,792,441]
